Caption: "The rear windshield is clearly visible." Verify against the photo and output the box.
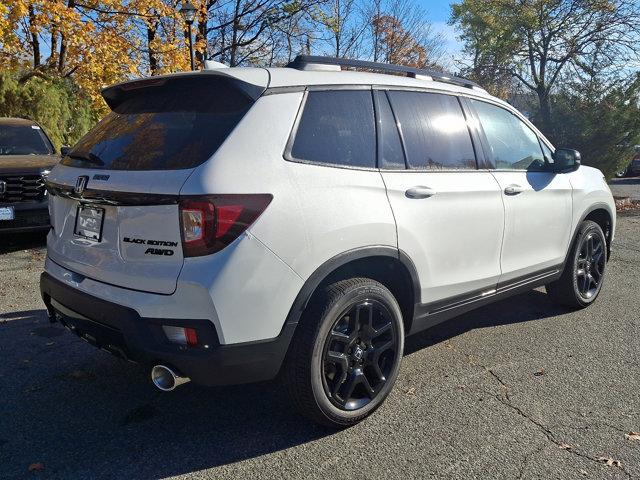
[62,77,253,170]
[0,124,53,155]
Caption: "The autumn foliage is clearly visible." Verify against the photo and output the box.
[371,14,427,67]
[0,0,191,110]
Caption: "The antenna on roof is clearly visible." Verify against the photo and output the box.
[286,55,481,90]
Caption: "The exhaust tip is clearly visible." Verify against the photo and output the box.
[151,365,190,391]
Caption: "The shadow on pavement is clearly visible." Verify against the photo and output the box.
[405,289,565,356]
[0,231,47,254]
[1,289,564,478]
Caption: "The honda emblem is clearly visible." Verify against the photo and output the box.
[74,175,89,195]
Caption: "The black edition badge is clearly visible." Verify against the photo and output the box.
[123,236,178,255]
[144,248,174,256]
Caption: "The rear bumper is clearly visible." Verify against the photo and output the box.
[40,272,296,386]
[0,200,50,232]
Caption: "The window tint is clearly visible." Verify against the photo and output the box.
[470,99,546,171]
[290,90,375,168]
[376,91,405,169]
[540,140,555,165]
[387,91,476,170]
[0,124,52,155]
[62,77,253,170]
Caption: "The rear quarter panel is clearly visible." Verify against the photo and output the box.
[180,91,398,280]
[179,91,396,342]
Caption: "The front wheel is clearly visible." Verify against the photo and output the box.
[284,278,404,427]
[546,220,607,309]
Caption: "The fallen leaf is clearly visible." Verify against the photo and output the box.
[28,463,44,472]
[534,367,545,376]
[405,387,416,395]
[579,469,588,476]
[558,443,572,450]
[68,370,94,380]
[598,456,621,467]
[625,431,640,441]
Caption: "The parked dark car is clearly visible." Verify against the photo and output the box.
[627,150,640,177]
[0,118,60,232]
[616,146,640,178]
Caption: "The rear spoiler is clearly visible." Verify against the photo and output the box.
[101,70,269,110]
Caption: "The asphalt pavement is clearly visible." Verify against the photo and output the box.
[609,177,640,201]
[1,211,639,479]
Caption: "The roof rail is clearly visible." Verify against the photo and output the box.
[286,55,481,89]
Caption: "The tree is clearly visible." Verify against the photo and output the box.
[0,0,193,110]
[368,0,444,68]
[451,0,640,134]
[317,0,366,58]
[550,73,640,177]
[358,0,446,70]
[197,0,321,67]
[0,70,95,149]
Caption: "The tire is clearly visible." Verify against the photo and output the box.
[546,220,607,309]
[284,277,404,428]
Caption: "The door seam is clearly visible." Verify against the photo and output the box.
[489,171,506,279]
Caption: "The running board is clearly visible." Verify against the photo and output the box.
[408,267,562,336]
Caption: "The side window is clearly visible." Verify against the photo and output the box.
[290,90,375,168]
[470,99,546,171]
[375,91,405,169]
[540,140,555,165]
[386,91,477,170]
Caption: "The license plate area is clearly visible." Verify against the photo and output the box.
[0,206,15,221]
[74,205,104,241]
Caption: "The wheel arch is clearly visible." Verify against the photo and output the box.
[579,203,614,260]
[283,246,420,336]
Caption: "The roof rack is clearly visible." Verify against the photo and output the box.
[286,55,481,89]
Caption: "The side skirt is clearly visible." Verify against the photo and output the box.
[408,267,563,336]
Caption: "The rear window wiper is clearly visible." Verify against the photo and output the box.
[66,152,104,166]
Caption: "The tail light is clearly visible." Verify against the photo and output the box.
[179,194,272,257]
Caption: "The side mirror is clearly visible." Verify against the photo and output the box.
[60,146,71,156]
[552,148,581,173]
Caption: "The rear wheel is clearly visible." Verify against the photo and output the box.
[284,278,404,427]
[546,220,607,309]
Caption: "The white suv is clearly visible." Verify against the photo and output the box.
[40,56,616,427]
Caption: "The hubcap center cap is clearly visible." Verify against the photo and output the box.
[353,346,364,361]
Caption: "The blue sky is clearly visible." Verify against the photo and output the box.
[417,1,465,67]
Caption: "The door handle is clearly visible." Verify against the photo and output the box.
[405,186,437,199]
[504,184,524,195]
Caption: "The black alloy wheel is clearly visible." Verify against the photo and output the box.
[575,231,606,301]
[546,220,607,309]
[321,299,397,411]
[285,277,404,427]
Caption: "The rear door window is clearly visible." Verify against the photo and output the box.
[62,77,253,170]
[376,91,406,169]
[387,91,477,170]
[289,90,376,168]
